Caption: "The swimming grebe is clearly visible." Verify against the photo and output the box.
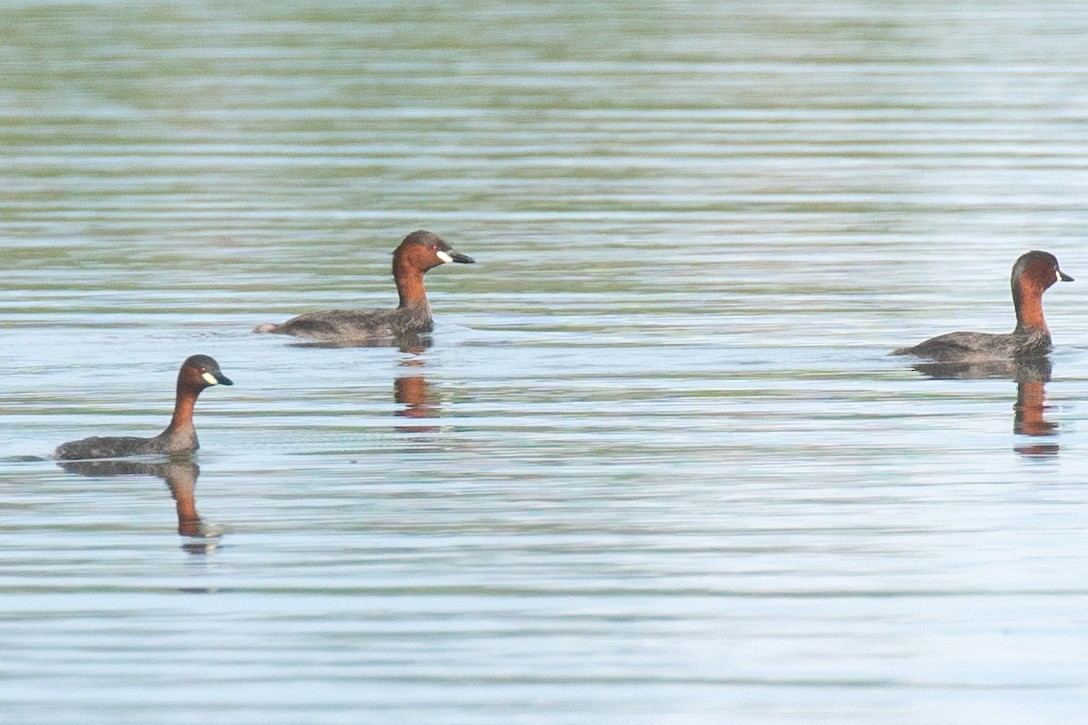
[252,230,474,344]
[52,355,233,460]
[893,251,1072,362]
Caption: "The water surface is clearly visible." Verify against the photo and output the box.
[3,1,1088,723]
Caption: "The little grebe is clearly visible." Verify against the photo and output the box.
[253,230,474,344]
[893,251,1072,362]
[53,355,232,460]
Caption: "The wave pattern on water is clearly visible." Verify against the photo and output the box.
[2,1,1088,723]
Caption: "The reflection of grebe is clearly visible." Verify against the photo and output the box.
[894,251,1072,362]
[1014,379,1055,436]
[286,331,433,351]
[394,375,440,433]
[1013,379,1060,457]
[56,458,220,552]
[911,357,1059,457]
[53,355,233,460]
[254,230,474,345]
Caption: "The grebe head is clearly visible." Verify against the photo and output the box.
[182,354,233,389]
[394,230,475,273]
[1013,250,1073,292]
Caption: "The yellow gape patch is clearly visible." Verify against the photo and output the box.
[201,372,220,386]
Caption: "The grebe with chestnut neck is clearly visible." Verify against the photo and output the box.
[52,355,233,460]
[893,251,1072,363]
[253,230,474,344]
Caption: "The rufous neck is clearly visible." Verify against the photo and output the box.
[165,378,200,436]
[394,256,429,309]
[1013,278,1048,334]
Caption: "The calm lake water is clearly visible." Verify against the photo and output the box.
[3,1,1088,723]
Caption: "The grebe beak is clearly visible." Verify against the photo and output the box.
[1059,269,1074,282]
[202,371,234,386]
[437,249,475,264]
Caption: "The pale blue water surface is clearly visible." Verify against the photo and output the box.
[3,1,1088,723]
